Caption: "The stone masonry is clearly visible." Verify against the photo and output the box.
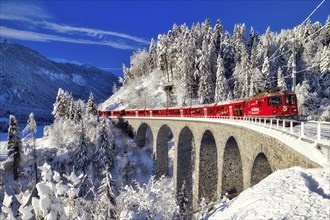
[112,117,321,211]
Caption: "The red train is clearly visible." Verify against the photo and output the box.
[99,89,298,119]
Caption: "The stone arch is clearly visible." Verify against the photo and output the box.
[199,130,218,202]
[136,123,153,151]
[156,124,174,178]
[250,153,273,186]
[177,126,195,211]
[222,136,243,195]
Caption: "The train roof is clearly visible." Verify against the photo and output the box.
[246,88,295,101]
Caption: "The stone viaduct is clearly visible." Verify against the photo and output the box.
[113,117,320,211]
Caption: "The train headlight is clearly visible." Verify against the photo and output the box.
[282,106,288,111]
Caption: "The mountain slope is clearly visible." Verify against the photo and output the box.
[0,40,118,121]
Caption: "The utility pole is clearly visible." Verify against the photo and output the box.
[292,39,296,93]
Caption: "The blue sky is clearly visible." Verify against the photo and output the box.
[1,0,329,76]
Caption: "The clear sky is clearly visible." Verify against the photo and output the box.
[1,0,329,76]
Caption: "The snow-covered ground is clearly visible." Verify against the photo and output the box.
[204,167,330,220]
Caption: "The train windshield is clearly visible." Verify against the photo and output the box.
[268,96,282,106]
[285,95,296,105]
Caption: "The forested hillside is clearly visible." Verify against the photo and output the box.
[115,17,330,120]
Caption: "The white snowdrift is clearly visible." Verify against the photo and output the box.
[205,167,330,220]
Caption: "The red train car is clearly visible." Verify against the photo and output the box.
[245,90,298,118]
[125,109,137,117]
[151,108,167,117]
[167,107,181,117]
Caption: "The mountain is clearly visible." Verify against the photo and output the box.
[0,40,118,122]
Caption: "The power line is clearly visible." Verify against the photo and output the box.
[301,0,326,25]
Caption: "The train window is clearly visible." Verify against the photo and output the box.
[183,110,188,114]
[169,110,180,114]
[191,109,202,114]
[285,95,296,105]
[221,107,226,116]
[268,96,282,106]
[208,108,213,114]
[258,100,262,107]
[234,105,243,116]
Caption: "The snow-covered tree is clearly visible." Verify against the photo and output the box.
[23,112,38,183]
[117,176,179,219]
[15,190,34,220]
[7,115,22,180]
[277,67,287,91]
[86,92,98,120]
[93,169,117,219]
[296,80,320,118]
[215,56,230,102]
[262,56,271,89]
[73,124,90,171]
[122,63,132,86]
[1,192,15,219]
[112,82,118,94]
[157,34,169,79]
[67,95,75,121]
[198,39,214,104]
[320,46,330,74]
[93,118,115,171]
[74,100,84,123]
[32,163,67,220]
[213,19,224,53]
[149,38,158,70]
[130,49,150,77]
[53,88,69,121]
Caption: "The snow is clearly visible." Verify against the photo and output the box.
[204,167,330,220]
[72,74,86,86]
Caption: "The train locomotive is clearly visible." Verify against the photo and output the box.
[99,88,298,119]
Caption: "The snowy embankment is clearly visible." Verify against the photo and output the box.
[204,167,330,219]
[101,70,168,110]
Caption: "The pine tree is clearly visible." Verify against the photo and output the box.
[198,39,214,104]
[68,95,75,121]
[94,118,115,171]
[7,115,22,180]
[157,34,169,80]
[213,19,224,53]
[149,38,158,70]
[122,63,132,86]
[262,56,271,89]
[52,88,69,121]
[178,34,197,105]
[23,112,38,183]
[73,123,90,171]
[296,81,320,117]
[86,92,98,120]
[112,82,118,94]
[277,67,287,91]
[215,56,230,102]
[74,101,83,123]
[94,168,117,219]
[220,31,236,82]
[32,163,68,219]
[320,46,330,74]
